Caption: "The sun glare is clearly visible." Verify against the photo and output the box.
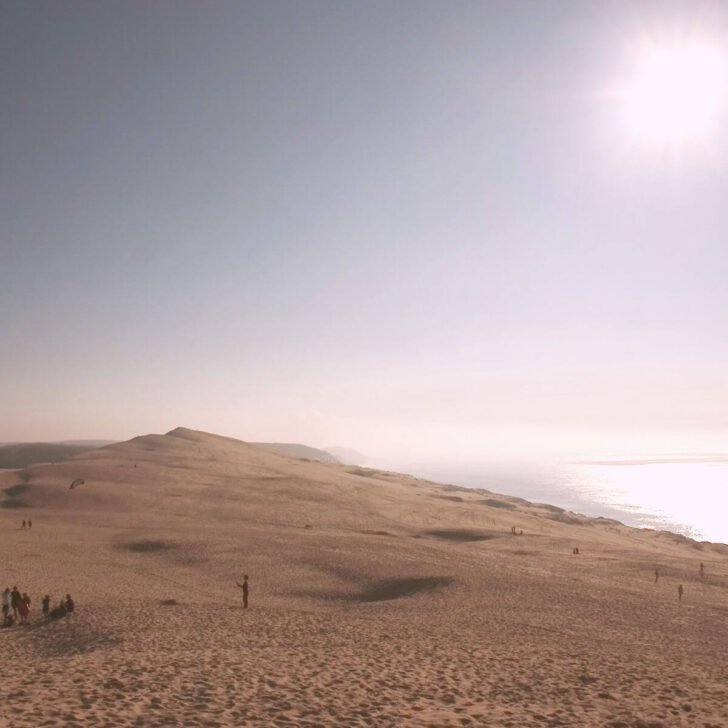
[620,42,728,146]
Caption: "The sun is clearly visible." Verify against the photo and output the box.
[620,42,728,147]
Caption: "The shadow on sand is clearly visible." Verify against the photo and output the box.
[424,529,495,542]
[358,577,453,602]
[122,540,176,553]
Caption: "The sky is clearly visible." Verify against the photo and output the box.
[2,0,728,460]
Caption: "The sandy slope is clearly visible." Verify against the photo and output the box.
[1,427,727,727]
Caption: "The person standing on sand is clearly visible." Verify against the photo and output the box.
[236,576,249,608]
[42,595,50,616]
[2,587,10,620]
[654,568,659,583]
[65,594,75,613]
[21,520,26,529]
[699,562,704,579]
[17,594,29,624]
[28,519,32,529]
[678,584,684,602]
[10,586,21,619]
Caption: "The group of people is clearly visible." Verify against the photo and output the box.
[2,586,31,626]
[2,586,74,627]
[47,593,75,621]
[21,519,32,529]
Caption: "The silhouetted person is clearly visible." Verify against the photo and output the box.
[21,520,26,529]
[678,584,683,602]
[65,594,75,613]
[28,519,32,529]
[699,562,704,579]
[654,568,659,583]
[49,602,67,620]
[10,586,21,619]
[18,593,30,624]
[2,587,10,620]
[42,595,50,616]
[236,576,249,608]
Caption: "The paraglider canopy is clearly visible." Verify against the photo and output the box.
[69,478,85,490]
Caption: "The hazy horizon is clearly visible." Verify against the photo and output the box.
[3,1,727,462]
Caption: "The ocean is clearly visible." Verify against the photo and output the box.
[379,457,728,545]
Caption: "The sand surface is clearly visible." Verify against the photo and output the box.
[2,427,727,727]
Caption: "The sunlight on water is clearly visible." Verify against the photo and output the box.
[563,462,728,543]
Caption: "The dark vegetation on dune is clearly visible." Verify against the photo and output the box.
[532,502,590,526]
[348,468,384,478]
[440,483,469,493]
[482,491,529,507]
[538,503,566,513]
[478,498,516,510]
[2,482,32,509]
[655,531,711,551]
[1,499,30,509]
[4,483,31,497]
[546,512,588,526]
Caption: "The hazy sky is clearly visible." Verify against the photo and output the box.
[2,1,727,459]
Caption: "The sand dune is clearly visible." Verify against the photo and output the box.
[2,427,727,727]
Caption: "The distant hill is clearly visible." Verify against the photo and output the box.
[58,439,116,449]
[0,441,115,469]
[325,446,370,465]
[253,443,341,463]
